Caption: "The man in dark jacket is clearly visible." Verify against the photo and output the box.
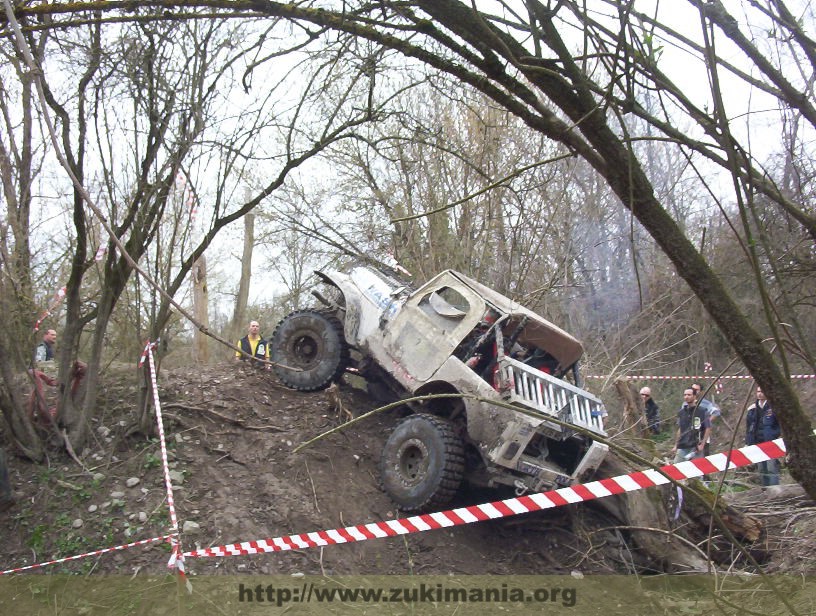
[639,386,661,434]
[746,386,782,486]
[692,382,721,456]
[671,388,710,463]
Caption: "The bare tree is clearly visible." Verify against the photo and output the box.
[0,32,47,459]
[8,1,816,497]
[229,190,255,345]
[191,254,209,364]
[0,10,387,453]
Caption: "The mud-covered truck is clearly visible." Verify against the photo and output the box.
[269,266,608,512]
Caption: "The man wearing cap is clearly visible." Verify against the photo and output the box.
[639,387,661,434]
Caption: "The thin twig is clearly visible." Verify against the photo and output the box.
[305,461,320,514]
[162,403,284,431]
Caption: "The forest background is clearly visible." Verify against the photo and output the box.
[1,1,815,496]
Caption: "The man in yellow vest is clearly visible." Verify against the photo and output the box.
[235,321,268,368]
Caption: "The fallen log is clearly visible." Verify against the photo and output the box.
[586,442,764,572]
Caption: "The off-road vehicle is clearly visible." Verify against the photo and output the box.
[270,266,608,512]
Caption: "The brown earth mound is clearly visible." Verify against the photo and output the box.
[1,363,813,576]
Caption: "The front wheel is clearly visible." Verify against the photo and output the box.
[380,414,464,512]
[270,310,349,391]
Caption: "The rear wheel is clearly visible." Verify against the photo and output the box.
[270,310,349,391]
[380,414,464,512]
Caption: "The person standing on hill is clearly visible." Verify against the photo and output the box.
[692,382,720,456]
[671,388,710,463]
[746,386,782,486]
[34,329,57,363]
[639,386,661,434]
[235,321,268,367]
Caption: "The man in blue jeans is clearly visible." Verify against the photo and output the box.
[671,389,710,463]
[746,386,782,486]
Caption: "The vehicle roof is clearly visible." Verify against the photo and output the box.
[447,270,585,369]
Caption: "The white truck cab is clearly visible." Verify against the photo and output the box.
[270,266,608,511]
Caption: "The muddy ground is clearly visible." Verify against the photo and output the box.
[1,363,814,577]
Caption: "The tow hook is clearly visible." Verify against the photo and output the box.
[514,480,529,496]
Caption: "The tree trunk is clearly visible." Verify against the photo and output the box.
[406,0,816,499]
[613,378,645,436]
[137,359,156,437]
[192,254,209,364]
[61,281,116,453]
[0,349,43,461]
[593,137,816,498]
[230,208,254,346]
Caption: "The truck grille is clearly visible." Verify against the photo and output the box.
[498,356,607,436]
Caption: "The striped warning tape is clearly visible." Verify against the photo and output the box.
[143,343,186,577]
[33,286,67,332]
[183,439,786,560]
[1,344,186,578]
[585,375,815,380]
[0,533,178,575]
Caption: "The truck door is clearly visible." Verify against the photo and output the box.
[383,272,483,381]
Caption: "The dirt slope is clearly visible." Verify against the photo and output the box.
[1,363,813,576]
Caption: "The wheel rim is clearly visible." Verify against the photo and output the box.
[290,332,322,367]
[396,438,429,487]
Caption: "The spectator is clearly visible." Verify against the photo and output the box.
[34,329,57,363]
[746,386,782,487]
[671,388,710,463]
[235,321,268,367]
[692,382,720,456]
[639,386,661,434]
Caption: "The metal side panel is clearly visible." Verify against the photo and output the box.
[571,440,609,482]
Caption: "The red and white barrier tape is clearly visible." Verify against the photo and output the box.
[138,339,157,367]
[1,344,185,577]
[183,439,786,560]
[144,342,186,576]
[94,242,108,262]
[33,286,67,332]
[0,533,178,575]
[704,362,724,395]
[585,375,815,380]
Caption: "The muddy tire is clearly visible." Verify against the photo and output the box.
[270,310,349,391]
[380,414,464,512]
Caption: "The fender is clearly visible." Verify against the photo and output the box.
[314,270,363,345]
[315,268,405,348]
